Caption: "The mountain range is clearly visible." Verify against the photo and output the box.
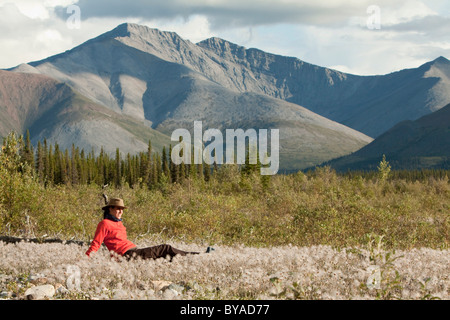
[325,103,450,171]
[1,23,449,171]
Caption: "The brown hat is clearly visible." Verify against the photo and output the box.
[102,198,127,210]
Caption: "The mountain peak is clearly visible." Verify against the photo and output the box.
[96,22,181,43]
[199,37,243,47]
[434,56,449,63]
[416,55,450,74]
[432,56,450,66]
[197,37,247,54]
[95,22,139,39]
[110,22,134,36]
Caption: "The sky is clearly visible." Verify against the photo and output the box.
[0,0,449,75]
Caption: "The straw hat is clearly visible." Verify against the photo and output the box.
[102,198,127,210]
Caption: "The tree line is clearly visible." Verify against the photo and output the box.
[3,130,264,189]
[2,131,448,189]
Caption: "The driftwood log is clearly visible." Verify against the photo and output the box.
[0,236,87,246]
[0,190,110,246]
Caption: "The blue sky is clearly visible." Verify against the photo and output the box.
[1,0,449,75]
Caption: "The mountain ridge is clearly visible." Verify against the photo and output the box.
[324,103,450,171]
[12,23,450,133]
[0,69,172,156]
[197,33,450,138]
[3,23,449,171]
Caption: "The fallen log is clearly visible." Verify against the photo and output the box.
[0,235,87,246]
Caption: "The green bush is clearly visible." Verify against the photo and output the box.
[0,132,448,250]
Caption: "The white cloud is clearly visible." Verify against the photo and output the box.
[0,1,127,68]
[145,15,213,44]
[0,0,449,75]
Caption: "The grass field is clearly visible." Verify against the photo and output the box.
[2,166,448,250]
[0,137,449,299]
[0,239,448,300]
[1,168,449,300]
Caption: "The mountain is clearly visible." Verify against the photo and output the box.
[0,69,171,155]
[11,23,450,139]
[4,23,449,171]
[197,39,450,138]
[4,23,373,171]
[324,103,450,171]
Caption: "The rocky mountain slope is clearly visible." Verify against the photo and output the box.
[0,69,171,155]
[197,39,450,138]
[325,103,450,170]
[4,23,376,171]
[15,23,450,139]
[3,23,449,170]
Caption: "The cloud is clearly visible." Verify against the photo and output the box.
[0,3,63,68]
[58,0,447,31]
[57,0,383,29]
[1,0,449,75]
[0,1,126,68]
[383,15,450,38]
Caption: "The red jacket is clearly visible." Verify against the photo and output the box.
[85,219,136,257]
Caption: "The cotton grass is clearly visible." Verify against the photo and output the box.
[0,240,448,300]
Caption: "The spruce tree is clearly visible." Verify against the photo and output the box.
[189,149,197,180]
[146,140,152,187]
[162,146,169,179]
[115,148,121,187]
[54,143,62,184]
[36,141,44,183]
[197,148,204,181]
[155,153,162,184]
[47,144,55,185]
[21,129,34,170]
[43,139,49,184]
[63,149,70,184]
[203,161,210,182]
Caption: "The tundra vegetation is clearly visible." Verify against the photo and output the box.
[0,132,448,300]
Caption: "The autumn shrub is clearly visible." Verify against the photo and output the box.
[0,133,449,300]
[0,132,42,235]
[0,131,448,250]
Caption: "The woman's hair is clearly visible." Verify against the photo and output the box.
[103,207,110,219]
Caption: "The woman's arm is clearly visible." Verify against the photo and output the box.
[85,221,107,257]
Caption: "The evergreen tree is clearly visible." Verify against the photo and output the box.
[79,149,87,184]
[35,141,44,183]
[71,144,79,185]
[43,139,49,185]
[189,149,197,180]
[203,161,210,182]
[145,140,152,187]
[241,144,261,176]
[98,147,106,185]
[155,153,162,184]
[197,148,204,181]
[63,149,70,184]
[21,129,34,170]
[115,148,121,187]
[54,143,62,184]
[168,144,178,183]
[162,146,169,179]
[126,153,132,187]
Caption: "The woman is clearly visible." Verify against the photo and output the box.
[86,198,212,260]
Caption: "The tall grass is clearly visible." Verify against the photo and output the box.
[1,133,449,300]
[0,240,448,300]
[1,164,448,250]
